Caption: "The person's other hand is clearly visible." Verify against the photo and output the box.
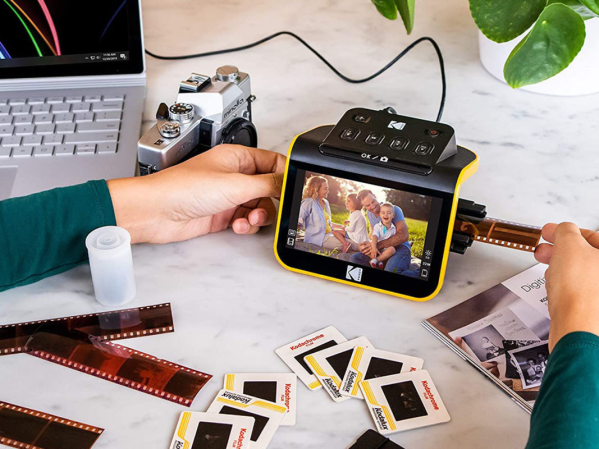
[534,223,599,350]
[359,241,371,256]
[107,145,285,244]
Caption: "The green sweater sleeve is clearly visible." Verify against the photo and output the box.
[526,331,599,449]
[0,180,116,292]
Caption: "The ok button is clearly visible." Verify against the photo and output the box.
[365,132,384,146]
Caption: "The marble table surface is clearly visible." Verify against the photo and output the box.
[2,0,599,448]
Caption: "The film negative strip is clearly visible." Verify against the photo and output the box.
[455,216,542,253]
[0,303,174,355]
[25,321,211,406]
[0,401,103,449]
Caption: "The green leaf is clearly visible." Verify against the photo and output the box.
[469,0,546,42]
[371,0,398,20]
[504,3,586,88]
[579,0,599,14]
[548,0,599,18]
[395,0,415,34]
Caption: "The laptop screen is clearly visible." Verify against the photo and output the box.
[0,0,144,79]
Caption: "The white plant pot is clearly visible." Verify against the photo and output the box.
[478,18,599,96]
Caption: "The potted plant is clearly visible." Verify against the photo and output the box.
[371,0,599,96]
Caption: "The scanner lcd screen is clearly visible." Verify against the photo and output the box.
[285,169,442,282]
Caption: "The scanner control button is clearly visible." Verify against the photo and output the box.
[365,132,384,146]
[340,128,360,141]
[353,114,370,123]
[414,141,434,156]
[390,137,409,150]
[427,129,441,138]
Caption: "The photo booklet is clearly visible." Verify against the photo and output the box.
[422,264,550,412]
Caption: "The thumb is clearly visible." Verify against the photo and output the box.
[232,172,283,205]
[553,222,583,246]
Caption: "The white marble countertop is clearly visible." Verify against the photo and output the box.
[2,0,599,448]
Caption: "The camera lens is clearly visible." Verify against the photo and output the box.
[220,119,258,148]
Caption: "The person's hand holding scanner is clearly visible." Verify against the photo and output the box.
[535,223,599,350]
[107,145,286,244]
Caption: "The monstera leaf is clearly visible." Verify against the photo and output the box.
[469,0,546,42]
[504,3,586,88]
[371,0,415,34]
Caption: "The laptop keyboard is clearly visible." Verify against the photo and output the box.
[0,95,124,158]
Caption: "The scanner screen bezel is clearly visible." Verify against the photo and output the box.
[276,160,455,299]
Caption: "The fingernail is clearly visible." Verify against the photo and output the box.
[250,210,266,226]
[238,221,249,233]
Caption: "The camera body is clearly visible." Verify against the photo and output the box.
[274,107,479,301]
[138,66,257,174]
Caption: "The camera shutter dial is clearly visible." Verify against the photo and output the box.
[168,103,194,123]
[216,65,239,82]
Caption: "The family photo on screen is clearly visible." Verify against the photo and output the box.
[294,172,432,277]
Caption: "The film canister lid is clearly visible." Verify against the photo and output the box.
[85,226,136,307]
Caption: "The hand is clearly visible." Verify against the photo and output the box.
[359,241,371,256]
[344,220,350,226]
[371,243,380,257]
[534,223,599,350]
[107,145,285,244]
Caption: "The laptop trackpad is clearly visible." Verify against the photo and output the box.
[0,166,18,200]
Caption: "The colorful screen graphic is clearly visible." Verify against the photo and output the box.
[0,0,131,66]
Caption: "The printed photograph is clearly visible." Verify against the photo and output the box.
[509,341,550,389]
[293,171,432,277]
[461,325,506,362]
[503,340,542,380]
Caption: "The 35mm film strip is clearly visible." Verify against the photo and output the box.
[1,303,212,406]
[0,401,103,449]
[455,216,542,253]
[0,303,175,355]
[27,325,210,406]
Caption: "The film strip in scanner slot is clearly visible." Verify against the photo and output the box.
[0,304,212,406]
[451,200,542,254]
[0,401,103,449]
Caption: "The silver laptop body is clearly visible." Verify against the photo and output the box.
[0,0,146,199]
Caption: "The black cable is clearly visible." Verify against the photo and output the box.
[145,31,446,122]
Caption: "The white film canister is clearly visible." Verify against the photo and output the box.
[85,226,136,306]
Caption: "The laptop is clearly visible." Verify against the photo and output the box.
[0,0,146,199]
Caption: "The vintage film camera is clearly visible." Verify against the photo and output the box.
[138,65,257,174]
[274,107,542,301]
